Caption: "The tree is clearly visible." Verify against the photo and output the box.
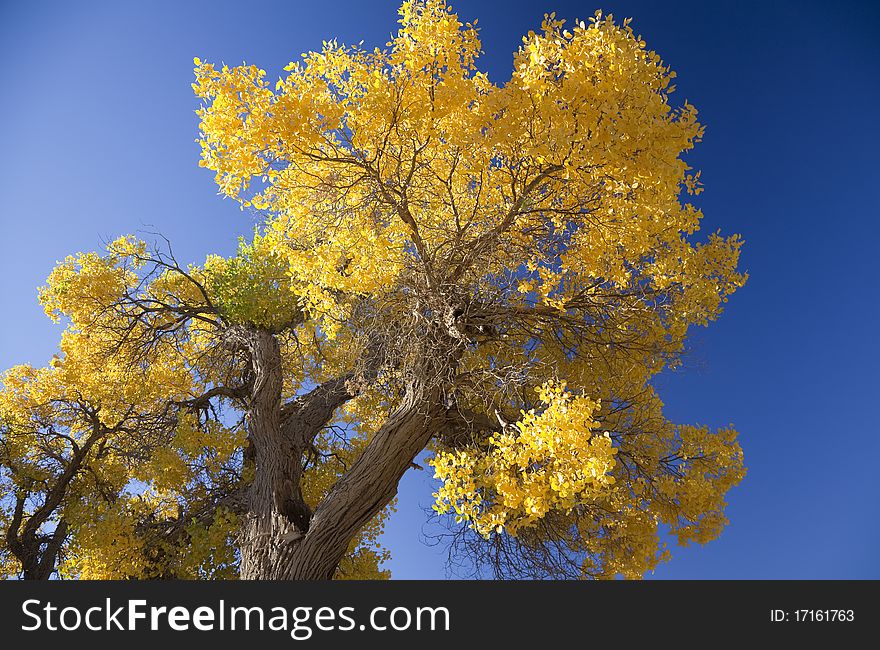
[0,0,746,581]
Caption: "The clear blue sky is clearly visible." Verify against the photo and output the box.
[1,0,878,579]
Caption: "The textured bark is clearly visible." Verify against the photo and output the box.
[281,383,443,579]
[236,323,449,580]
[280,375,355,448]
[238,329,313,580]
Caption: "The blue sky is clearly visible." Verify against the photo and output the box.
[1,0,878,579]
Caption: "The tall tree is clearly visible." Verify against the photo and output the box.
[0,0,746,580]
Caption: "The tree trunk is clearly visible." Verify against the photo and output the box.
[18,520,68,580]
[238,330,312,580]
[281,385,443,579]
[236,325,447,580]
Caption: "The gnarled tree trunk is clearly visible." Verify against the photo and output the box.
[238,329,313,579]
[235,325,447,580]
[281,385,443,579]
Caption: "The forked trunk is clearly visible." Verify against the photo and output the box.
[236,326,445,580]
[279,389,442,579]
[237,330,311,580]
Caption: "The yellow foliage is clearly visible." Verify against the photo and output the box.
[0,1,745,581]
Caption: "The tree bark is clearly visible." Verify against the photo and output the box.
[18,521,69,580]
[281,383,443,579]
[236,325,448,580]
[9,421,103,580]
[238,329,312,580]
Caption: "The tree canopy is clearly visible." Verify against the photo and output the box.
[1,0,746,580]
